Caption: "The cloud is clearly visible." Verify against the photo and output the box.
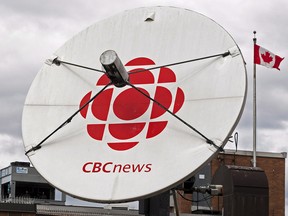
[0,133,27,168]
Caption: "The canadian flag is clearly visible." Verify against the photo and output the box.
[254,44,284,70]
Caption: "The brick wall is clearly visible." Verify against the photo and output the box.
[174,191,192,213]
[211,152,285,216]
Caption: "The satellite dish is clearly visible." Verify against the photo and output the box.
[22,6,246,202]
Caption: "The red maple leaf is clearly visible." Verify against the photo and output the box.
[261,51,273,63]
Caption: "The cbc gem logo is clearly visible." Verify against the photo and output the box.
[79,57,185,151]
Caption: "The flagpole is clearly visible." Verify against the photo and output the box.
[253,31,257,167]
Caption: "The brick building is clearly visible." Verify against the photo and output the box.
[173,150,286,216]
[212,150,286,216]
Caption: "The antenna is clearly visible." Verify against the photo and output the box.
[100,50,129,87]
[22,6,247,202]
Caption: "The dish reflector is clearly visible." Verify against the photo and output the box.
[22,6,246,202]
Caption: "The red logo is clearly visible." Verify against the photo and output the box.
[79,57,185,151]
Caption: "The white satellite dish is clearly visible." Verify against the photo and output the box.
[22,6,246,202]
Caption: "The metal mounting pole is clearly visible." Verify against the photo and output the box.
[172,190,180,216]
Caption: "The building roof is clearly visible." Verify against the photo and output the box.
[36,204,140,216]
[0,203,36,213]
[223,149,287,159]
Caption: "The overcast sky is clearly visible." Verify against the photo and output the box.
[1,0,287,211]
